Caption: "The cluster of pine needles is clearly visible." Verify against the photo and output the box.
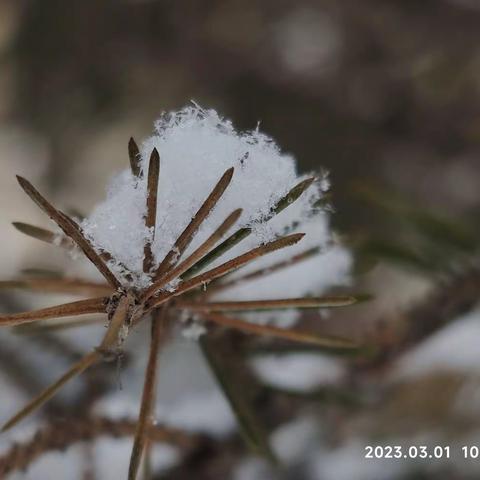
[0,139,360,479]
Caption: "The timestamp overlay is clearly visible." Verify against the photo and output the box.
[365,445,480,461]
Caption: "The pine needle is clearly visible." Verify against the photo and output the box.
[182,177,315,278]
[144,233,305,311]
[12,222,73,249]
[129,137,142,177]
[128,308,168,480]
[270,177,315,217]
[203,313,358,349]
[14,317,105,334]
[210,246,321,294]
[97,294,132,353]
[16,176,122,289]
[143,148,160,274]
[0,297,107,327]
[1,294,133,432]
[144,209,242,297]
[0,351,100,432]
[154,167,234,279]
[20,268,63,278]
[176,296,358,312]
[199,336,276,462]
[0,278,113,296]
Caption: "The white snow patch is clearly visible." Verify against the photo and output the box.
[251,353,344,391]
[394,306,480,380]
[271,416,318,463]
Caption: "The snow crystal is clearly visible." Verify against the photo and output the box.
[81,104,351,324]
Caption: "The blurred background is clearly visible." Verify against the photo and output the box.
[1,0,480,479]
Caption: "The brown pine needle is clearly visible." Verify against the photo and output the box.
[0,297,107,327]
[176,296,358,312]
[14,317,105,335]
[16,176,122,289]
[128,309,168,480]
[144,208,242,297]
[2,295,132,432]
[182,177,315,278]
[144,233,305,311]
[143,148,160,274]
[12,222,73,249]
[61,211,124,289]
[269,177,315,217]
[129,137,142,177]
[210,246,321,294]
[20,268,63,278]
[0,351,100,432]
[0,278,113,296]
[98,294,132,353]
[154,167,235,279]
[203,313,358,349]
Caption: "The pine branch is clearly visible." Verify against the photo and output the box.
[0,416,196,478]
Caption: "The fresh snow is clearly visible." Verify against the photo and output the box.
[81,104,351,326]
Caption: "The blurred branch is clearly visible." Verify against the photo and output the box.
[0,416,198,478]
[357,266,480,372]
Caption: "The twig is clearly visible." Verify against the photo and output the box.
[0,416,197,478]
